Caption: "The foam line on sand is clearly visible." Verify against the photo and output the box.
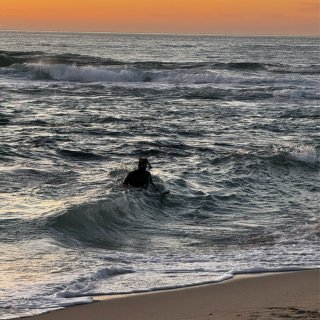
[20,269,319,320]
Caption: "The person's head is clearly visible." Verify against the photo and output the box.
[138,158,148,171]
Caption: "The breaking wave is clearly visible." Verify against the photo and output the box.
[15,62,320,93]
[275,145,320,166]
[0,51,123,68]
[27,63,146,82]
[1,50,319,75]
[1,33,320,320]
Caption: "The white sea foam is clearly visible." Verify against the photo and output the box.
[26,63,145,82]
[230,266,310,275]
[53,267,134,299]
[266,64,320,74]
[273,88,320,99]
[0,267,133,319]
[286,145,319,164]
[25,63,270,85]
[273,89,303,98]
[274,144,319,165]
[2,33,319,320]
[24,62,320,89]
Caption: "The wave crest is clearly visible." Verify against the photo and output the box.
[27,63,145,82]
[49,191,165,248]
[23,62,273,85]
[2,50,319,77]
[0,50,123,68]
[274,144,319,166]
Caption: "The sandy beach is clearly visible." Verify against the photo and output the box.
[20,269,319,320]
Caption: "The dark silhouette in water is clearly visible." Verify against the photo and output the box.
[123,158,154,189]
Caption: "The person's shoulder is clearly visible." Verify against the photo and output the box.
[127,169,140,177]
[145,171,152,178]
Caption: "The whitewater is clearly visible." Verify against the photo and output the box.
[0,32,319,319]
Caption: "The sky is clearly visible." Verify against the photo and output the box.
[0,0,319,35]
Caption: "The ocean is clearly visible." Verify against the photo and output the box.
[0,31,319,319]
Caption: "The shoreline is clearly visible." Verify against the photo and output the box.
[19,269,319,320]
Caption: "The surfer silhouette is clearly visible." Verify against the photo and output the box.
[123,158,155,189]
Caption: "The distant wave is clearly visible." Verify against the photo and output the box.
[58,149,105,160]
[273,144,320,166]
[14,62,319,95]
[186,87,320,101]
[233,144,320,168]
[0,51,123,68]
[26,63,147,82]
[1,50,319,75]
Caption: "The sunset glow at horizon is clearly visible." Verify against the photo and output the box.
[1,0,319,36]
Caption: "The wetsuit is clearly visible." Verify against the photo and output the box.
[123,169,154,189]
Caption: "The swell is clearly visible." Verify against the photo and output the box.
[0,51,124,68]
[212,144,320,169]
[0,190,169,248]
[1,173,318,251]
[1,169,318,253]
[0,142,318,248]
[10,63,319,97]
[271,145,320,168]
[1,50,319,75]
[48,198,140,248]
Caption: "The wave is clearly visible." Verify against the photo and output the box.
[15,62,319,94]
[1,51,319,75]
[51,266,312,300]
[26,63,147,82]
[273,145,319,166]
[0,185,168,246]
[53,267,135,299]
[1,157,318,253]
[206,144,320,185]
[0,51,123,68]
[48,191,167,248]
[273,88,320,100]
[279,145,320,166]
[0,114,12,125]
[58,149,104,160]
[265,64,320,74]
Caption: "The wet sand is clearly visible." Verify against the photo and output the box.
[20,269,319,320]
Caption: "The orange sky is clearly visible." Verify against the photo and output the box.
[0,0,319,35]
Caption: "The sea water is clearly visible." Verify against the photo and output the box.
[0,32,319,319]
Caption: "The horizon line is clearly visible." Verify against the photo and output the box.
[1,28,319,38]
